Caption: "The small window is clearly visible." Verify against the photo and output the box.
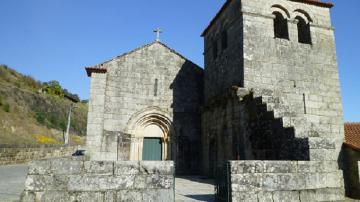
[296,16,312,44]
[154,79,158,96]
[221,30,228,50]
[213,40,218,59]
[273,12,289,39]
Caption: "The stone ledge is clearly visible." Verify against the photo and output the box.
[229,160,339,174]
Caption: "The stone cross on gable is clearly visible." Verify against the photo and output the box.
[154,28,162,42]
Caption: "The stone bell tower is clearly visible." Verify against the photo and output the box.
[201,0,344,192]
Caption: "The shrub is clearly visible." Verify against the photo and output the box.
[3,103,10,112]
[36,112,46,124]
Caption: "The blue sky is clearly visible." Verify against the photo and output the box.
[0,0,358,122]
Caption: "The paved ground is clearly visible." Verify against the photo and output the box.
[175,176,215,202]
[0,164,28,202]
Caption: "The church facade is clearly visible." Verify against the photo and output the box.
[85,42,203,175]
[85,0,344,180]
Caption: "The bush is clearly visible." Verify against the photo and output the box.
[36,112,46,124]
[3,103,10,112]
[0,96,3,106]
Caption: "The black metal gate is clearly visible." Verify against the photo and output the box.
[215,162,231,202]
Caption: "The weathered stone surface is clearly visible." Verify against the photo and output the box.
[263,161,297,173]
[28,160,51,175]
[273,191,300,202]
[262,173,305,191]
[68,175,135,191]
[104,191,116,202]
[71,192,104,202]
[140,161,174,175]
[117,190,142,201]
[257,191,273,202]
[20,191,35,202]
[84,161,113,175]
[143,189,175,202]
[0,146,79,165]
[35,191,70,202]
[21,159,175,202]
[145,175,174,189]
[51,159,84,175]
[232,192,258,202]
[114,161,139,175]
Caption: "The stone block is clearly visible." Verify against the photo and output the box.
[297,161,339,173]
[51,159,84,175]
[84,161,113,175]
[142,189,175,202]
[139,161,174,175]
[145,175,174,189]
[232,192,258,202]
[104,191,116,202]
[263,161,297,173]
[134,175,146,189]
[257,191,273,202]
[20,191,36,202]
[262,173,305,191]
[25,175,68,191]
[68,175,135,191]
[304,172,343,189]
[308,137,336,149]
[70,192,104,202]
[28,160,50,175]
[35,191,70,202]
[229,161,264,174]
[114,161,139,175]
[117,190,142,202]
[231,173,262,192]
[272,191,300,202]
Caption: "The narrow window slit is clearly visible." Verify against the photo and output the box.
[154,79,158,96]
[303,93,307,114]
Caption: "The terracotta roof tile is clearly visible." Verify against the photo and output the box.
[344,122,360,150]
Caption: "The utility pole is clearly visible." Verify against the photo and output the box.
[65,104,76,145]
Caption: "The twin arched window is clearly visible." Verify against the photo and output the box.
[273,8,312,45]
[273,12,289,39]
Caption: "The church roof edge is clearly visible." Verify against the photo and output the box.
[84,41,202,77]
[201,0,334,37]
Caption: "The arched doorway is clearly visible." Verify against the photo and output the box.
[125,107,174,161]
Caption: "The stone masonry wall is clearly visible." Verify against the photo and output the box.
[229,161,345,202]
[241,0,344,161]
[87,42,203,175]
[20,158,174,202]
[203,0,344,163]
[203,0,244,102]
[0,146,78,165]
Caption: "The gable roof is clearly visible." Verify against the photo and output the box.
[201,0,334,37]
[85,41,201,77]
[344,122,360,151]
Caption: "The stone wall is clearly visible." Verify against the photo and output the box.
[203,0,344,165]
[0,146,78,165]
[86,42,203,174]
[202,88,313,176]
[228,160,345,202]
[20,158,174,202]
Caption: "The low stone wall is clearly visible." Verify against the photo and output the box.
[0,146,79,165]
[20,158,174,202]
[229,161,345,202]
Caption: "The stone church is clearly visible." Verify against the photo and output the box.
[85,0,344,179]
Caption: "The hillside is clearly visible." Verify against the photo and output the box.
[0,65,87,146]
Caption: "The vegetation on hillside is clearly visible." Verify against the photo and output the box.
[0,65,87,146]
